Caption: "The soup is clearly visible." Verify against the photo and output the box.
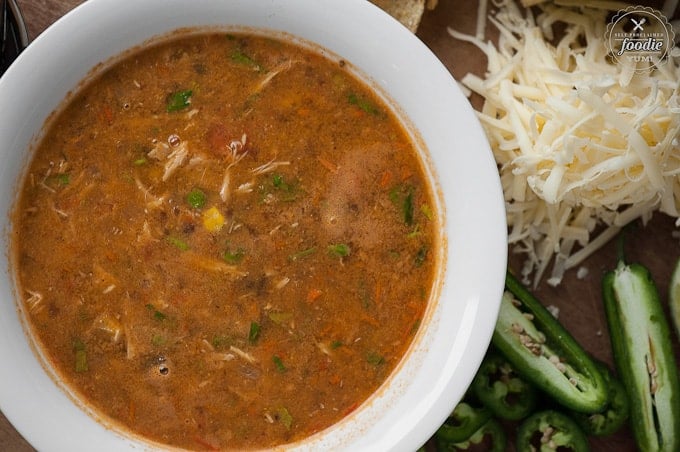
[12,32,438,450]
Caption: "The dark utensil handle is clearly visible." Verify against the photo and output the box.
[1,0,28,75]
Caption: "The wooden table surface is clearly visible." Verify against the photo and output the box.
[1,1,678,451]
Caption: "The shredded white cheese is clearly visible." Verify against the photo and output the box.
[449,1,680,287]
[476,0,489,40]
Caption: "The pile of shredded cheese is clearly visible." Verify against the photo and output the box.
[449,0,680,286]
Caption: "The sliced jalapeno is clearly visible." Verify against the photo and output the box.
[442,418,506,452]
[569,360,629,437]
[434,401,492,444]
[471,350,537,420]
[493,272,607,413]
[516,410,588,452]
[603,252,680,451]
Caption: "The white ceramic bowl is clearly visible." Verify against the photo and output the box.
[0,1,507,450]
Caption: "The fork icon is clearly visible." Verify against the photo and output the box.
[631,17,646,32]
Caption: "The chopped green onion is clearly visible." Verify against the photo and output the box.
[55,173,71,186]
[331,340,343,349]
[121,171,135,184]
[277,407,293,429]
[389,184,415,225]
[272,174,285,188]
[73,339,88,373]
[403,189,414,225]
[167,236,189,251]
[359,280,374,310]
[407,225,421,239]
[47,173,71,187]
[133,157,147,166]
[348,92,380,115]
[388,186,401,204]
[242,93,260,113]
[230,50,264,72]
[223,246,245,264]
[212,335,232,349]
[268,312,292,324]
[421,203,433,220]
[151,334,166,346]
[366,351,385,366]
[328,243,351,257]
[289,247,316,261]
[186,188,207,209]
[259,174,300,203]
[166,89,193,112]
[272,355,287,373]
[410,318,422,335]
[271,174,298,201]
[75,350,88,372]
[146,303,167,321]
[248,321,261,343]
[415,245,428,267]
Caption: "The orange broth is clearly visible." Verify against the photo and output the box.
[12,32,438,450]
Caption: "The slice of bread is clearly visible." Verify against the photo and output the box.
[370,0,438,32]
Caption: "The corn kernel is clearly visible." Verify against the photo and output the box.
[202,206,224,232]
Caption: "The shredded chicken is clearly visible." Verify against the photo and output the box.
[251,158,291,175]
[91,312,124,343]
[184,252,248,277]
[254,60,296,93]
[134,176,166,209]
[149,140,190,181]
[219,139,249,202]
[229,345,257,364]
[24,290,43,312]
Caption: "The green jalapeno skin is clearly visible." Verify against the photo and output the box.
[434,401,492,444]
[516,410,589,452]
[471,350,537,420]
[669,257,680,342]
[570,360,629,437]
[441,418,506,452]
[602,261,680,452]
[493,272,607,413]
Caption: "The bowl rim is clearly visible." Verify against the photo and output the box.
[0,0,507,450]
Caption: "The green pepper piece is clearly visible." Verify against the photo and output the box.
[493,272,607,413]
[434,401,492,444]
[471,350,537,421]
[444,418,507,452]
[516,410,588,452]
[669,256,680,339]
[603,256,680,451]
[570,360,629,437]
